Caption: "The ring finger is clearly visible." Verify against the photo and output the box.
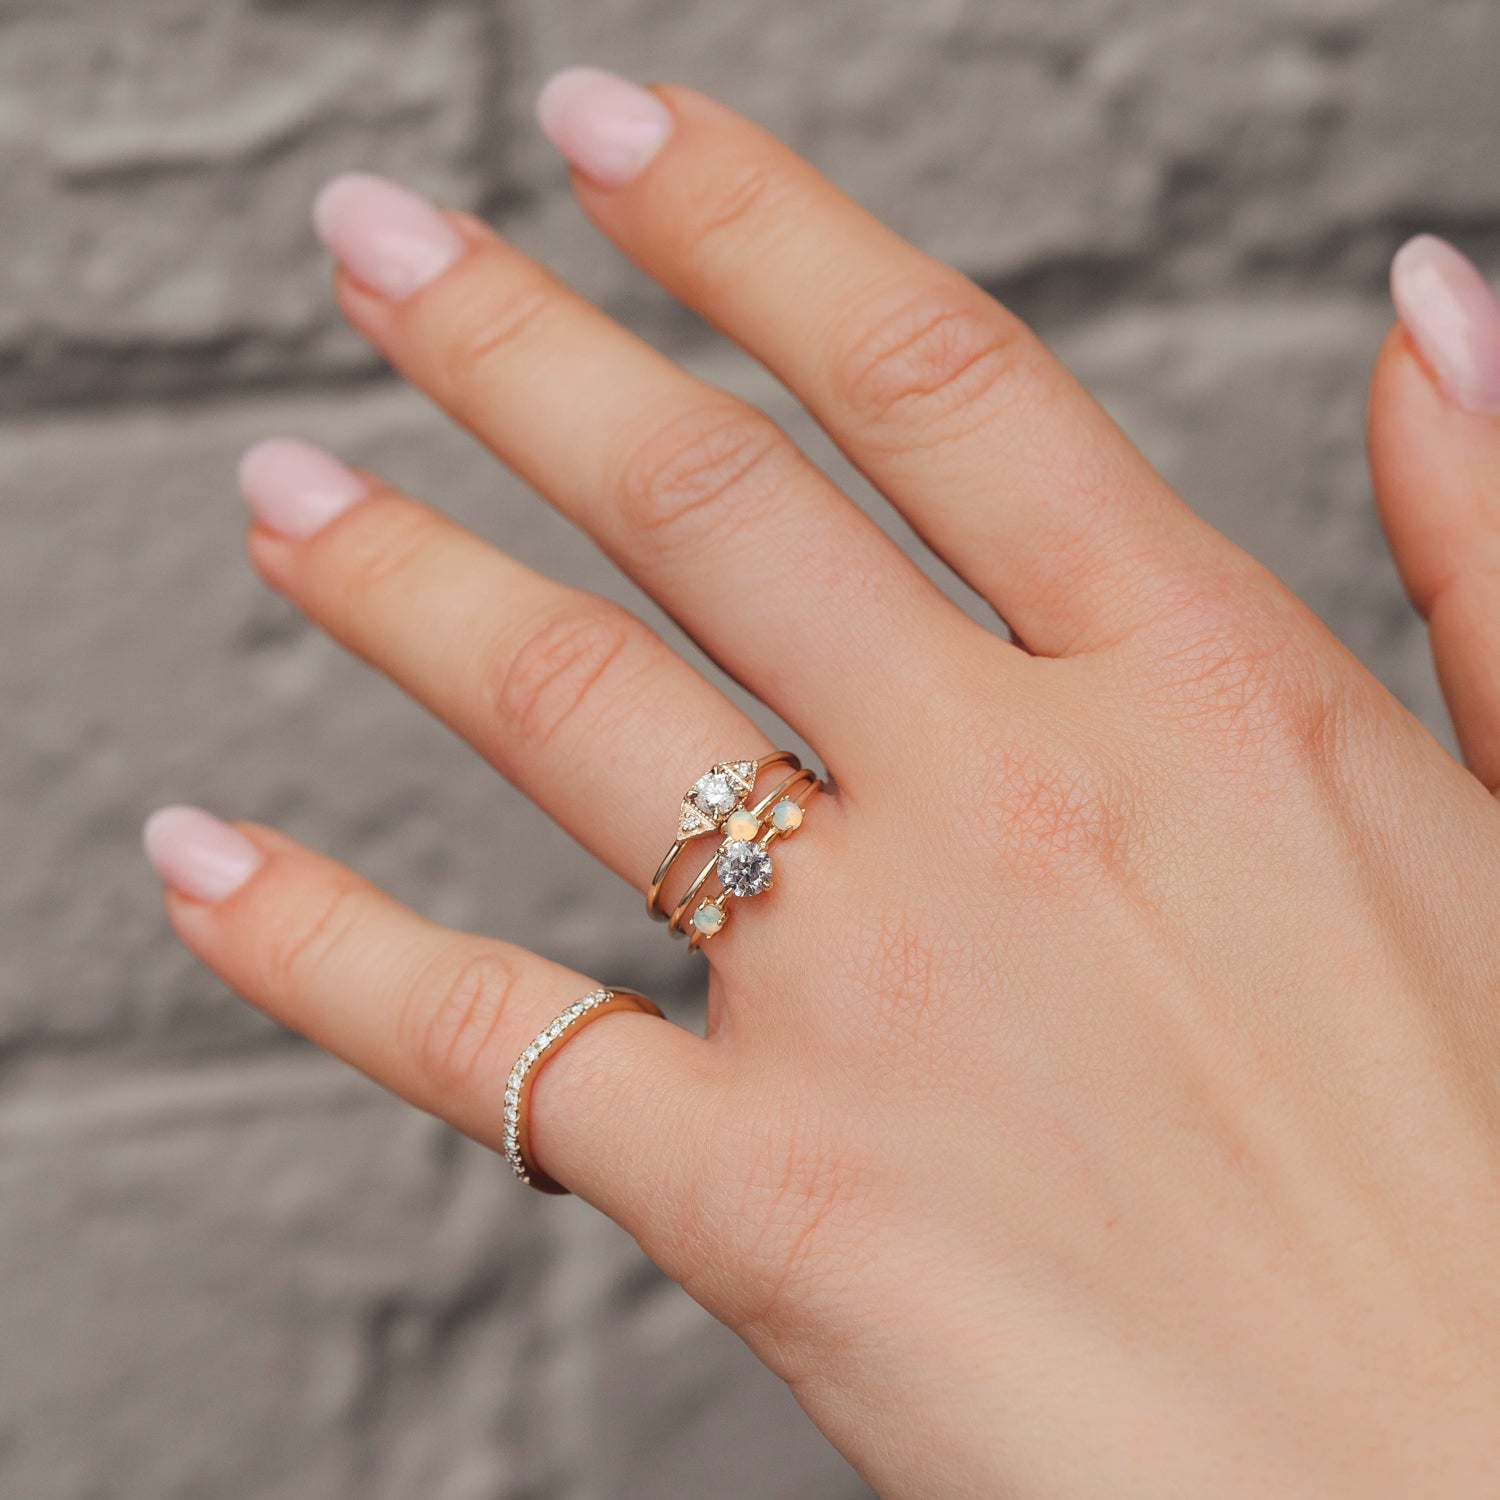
[239,439,776,893]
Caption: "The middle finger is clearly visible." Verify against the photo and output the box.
[312,173,977,769]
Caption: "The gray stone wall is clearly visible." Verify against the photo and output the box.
[4,2,1496,1496]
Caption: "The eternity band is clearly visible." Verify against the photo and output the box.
[503,987,664,1194]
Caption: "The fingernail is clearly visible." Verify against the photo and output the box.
[1391,235,1500,415]
[312,172,465,300]
[535,67,674,188]
[237,438,368,540]
[143,806,263,903]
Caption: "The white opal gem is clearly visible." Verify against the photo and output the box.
[770,799,803,833]
[725,809,760,842]
[692,903,726,936]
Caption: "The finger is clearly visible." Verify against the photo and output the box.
[238,438,770,891]
[1370,235,1500,792]
[309,172,973,768]
[144,806,713,1231]
[536,70,1254,657]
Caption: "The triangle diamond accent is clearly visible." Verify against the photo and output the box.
[677,801,719,840]
[725,760,757,794]
[674,759,763,843]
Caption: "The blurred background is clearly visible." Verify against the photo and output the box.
[2,2,1497,1496]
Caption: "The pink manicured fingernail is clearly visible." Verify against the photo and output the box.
[237,438,368,539]
[1391,235,1500,415]
[312,172,465,300]
[535,67,674,188]
[144,806,263,903]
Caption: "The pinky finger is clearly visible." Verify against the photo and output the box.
[143,806,714,1235]
[1370,236,1500,792]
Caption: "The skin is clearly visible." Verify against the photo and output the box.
[159,88,1500,1497]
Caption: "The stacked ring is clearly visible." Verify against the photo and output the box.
[646,752,800,921]
[647,752,822,949]
[677,767,819,948]
[504,987,664,1193]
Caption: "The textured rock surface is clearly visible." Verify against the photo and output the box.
[4,2,1497,1496]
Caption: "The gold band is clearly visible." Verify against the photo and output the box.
[682,770,820,950]
[646,752,800,921]
[503,987,663,1194]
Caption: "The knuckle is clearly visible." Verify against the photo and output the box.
[487,602,642,750]
[969,728,1136,890]
[335,502,443,601]
[1147,598,1355,781]
[615,401,793,541]
[433,280,556,400]
[834,281,1041,443]
[263,878,365,1001]
[405,948,524,1099]
[673,155,796,276]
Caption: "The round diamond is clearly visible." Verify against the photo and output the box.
[693,772,738,818]
[717,840,773,898]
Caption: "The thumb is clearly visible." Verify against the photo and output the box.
[1369,234,1500,792]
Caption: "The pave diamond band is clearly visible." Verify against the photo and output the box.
[504,987,664,1193]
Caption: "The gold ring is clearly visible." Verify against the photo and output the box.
[646,752,800,921]
[669,767,816,934]
[677,768,821,949]
[503,987,663,1194]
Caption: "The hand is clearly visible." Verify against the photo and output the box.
[145,70,1500,1498]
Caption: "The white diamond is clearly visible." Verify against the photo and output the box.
[693,772,738,818]
[717,840,773,897]
[678,803,717,839]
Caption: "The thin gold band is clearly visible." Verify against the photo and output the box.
[646,751,800,921]
[503,987,663,1195]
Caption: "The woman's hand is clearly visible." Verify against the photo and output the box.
[145,71,1500,1498]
